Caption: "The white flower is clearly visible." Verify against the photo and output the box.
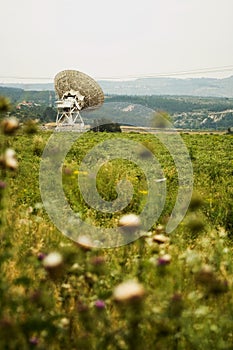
[43,252,63,268]
[113,279,145,302]
[59,318,69,328]
[1,117,19,134]
[118,214,141,233]
[77,235,92,250]
[153,234,169,244]
[1,148,18,170]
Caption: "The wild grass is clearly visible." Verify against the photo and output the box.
[0,127,233,349]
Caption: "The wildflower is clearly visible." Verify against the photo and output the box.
[0,148,18,170]
[195,264,214,284]
[118,214,141,234]
[90,256,106,265]
[157,254,171,266]
[43,252,63,268]
[153,234,169,244]
[63,167,72,175]
[94,300,106,309]
[37,252,46,261]
[77,301,89,313]
[29,337,39,345]
[0,181,6,189]
[1,117,19,135]
[168,293,183,317]
[155,224,165,233]
[113,279,145,303]
[43,252,64,279]
[76,235,92,250]
[59,318,69,328]
[139,190,148,195]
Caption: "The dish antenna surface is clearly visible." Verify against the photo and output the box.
[54,69,104,131]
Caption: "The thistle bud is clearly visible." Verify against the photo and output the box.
[42,252,63,279]
[0,148,18,170]
[1,117,19,135]
[118,214,141,234]
[113,279,145,303]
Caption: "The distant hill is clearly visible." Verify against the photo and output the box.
[1,75,233,97]
[1,84,233,130]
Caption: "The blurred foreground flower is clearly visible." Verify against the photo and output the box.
[153,234,170,244]
[0,181,6,189]
[113,279,145,303]
[157,254,171,266]
[76,235,93,250]
[94,300,106,310]
[1,117,19,135]
[0,148,18,170]
[196,264,228,294]
[43,252,63,279]
[0,96,11,113]
[29,337,39,346]
[43,252,63,268]
[118,214,141,234]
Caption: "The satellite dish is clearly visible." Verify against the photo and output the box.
[54,69,104,130]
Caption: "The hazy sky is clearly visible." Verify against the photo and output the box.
[1,0,233,82]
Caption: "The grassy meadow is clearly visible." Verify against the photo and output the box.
[1,125,233,349]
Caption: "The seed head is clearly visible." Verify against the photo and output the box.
[1,117,19,135]
[0,148,18,170]
[43,252,63,269]
[157,254,172,266]
[113,279,145,303]
[118,214,141,234]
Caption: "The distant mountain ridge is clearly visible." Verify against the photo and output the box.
[1,75,233,97]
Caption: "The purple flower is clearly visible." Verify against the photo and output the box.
[91,256,105,266]
[94,300,106,309]
[157,254,171,266]
[37,252,46,261]
[77,301,89,313]
[29,337,39,345]
[0,181,6,189]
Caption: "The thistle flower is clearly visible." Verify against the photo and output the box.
[37,252,46,261]
[43,252,63,268]
[113,279,145,303]
[94,300,106,309]
[90,256,106,266]
[59,318,69,328]
[0,148,18,170]
[157,254,171,266]
[29,337,39,345]
[1,117,19,135]
[76,235,92,250]
[153,234,169,244]
[118,214,141,234]
[195,264,214,284]
[168,293,184,317]
[42,252,63,279]
[0,181,6,189]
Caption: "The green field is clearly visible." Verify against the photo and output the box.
[1,127,233,349]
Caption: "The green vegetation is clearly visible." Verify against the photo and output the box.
[1,115,233,349]
[1,86,233,129]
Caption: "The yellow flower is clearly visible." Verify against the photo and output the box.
[139,190,148,195]
[73,170,88,175]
